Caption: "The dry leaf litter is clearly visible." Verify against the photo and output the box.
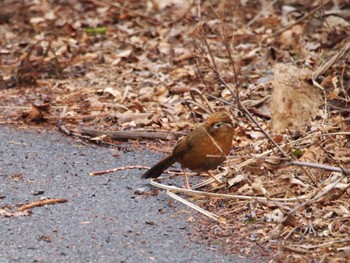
[1,0,350,261]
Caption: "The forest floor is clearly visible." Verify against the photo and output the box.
[1,1,350,261]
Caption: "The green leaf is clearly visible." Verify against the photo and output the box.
[293,149,303,158]
[85,27,107,35]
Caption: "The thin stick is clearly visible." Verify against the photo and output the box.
[190,88,215,113]
[90,165,151,176]
[286,174,346,216]
[247,0,278,27]
[191,131,322,190]
[167,1,194,26]
[201,126,224,155]
[285,238,350,250]
[289,161,350,174]
[80,127,174,141]
[262,1,331,42]
[150,179,313,202]
[203,36,218,73]
[18,198,67,211]
[167,191,226,223]
[206,171,221,183]
[221,79,290,158]
[217,78,318,185]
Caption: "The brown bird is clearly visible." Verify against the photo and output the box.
[141,112,235,189]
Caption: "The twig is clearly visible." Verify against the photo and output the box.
[18,198,67,211]
[286,174,347,217]
[57,121,73,136]
[193,40,211,91]
[216,67,318,185]
[214,9,239,91]
[198,21,290,159]
[191,130,322,190]
[247,107,271,119]
[167,191,226,223]
[288,161,350,174]
[150,179,312,202]
[203,36,219,73]
[182,100,200,123]
[80,127,175,141]
[285,238,350,250]
[313,39,350,80]
[57,123,110,146]
[221,80,290,158]
[262,1,331,42]
[247,0,278,27]
[189,88,215,113]
[201,126,225,155]
[312,39,350,125]
[90,165,150,176]
[184,99,210,114]
[167,1,194,26]
[120,85,130,104]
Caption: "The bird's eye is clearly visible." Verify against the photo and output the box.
[213,122,224,129]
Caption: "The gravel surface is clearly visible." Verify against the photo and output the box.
[0,126,264,263]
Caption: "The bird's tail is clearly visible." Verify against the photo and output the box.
[141,155,176,179]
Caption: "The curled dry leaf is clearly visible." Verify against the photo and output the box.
[170,82,191,93]
[290,177,310,190]
[152,0,191,11]
[245,130,265,139]
[227,173,246,188]
[272,135,284,144]
[251,176,267,196]
[280,24,305,49]
[300,145,323,163]
[325,15,350,27]
[114,111,152,126]
[265,209,284,223]
[103,87,122,100]
[25,103,51,123]
[170,67,195,81]
[26,104,44,123]
[173,51,194,63]
[283,214,297,227]
[117,49,133,58]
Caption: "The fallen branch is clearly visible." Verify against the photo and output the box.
[79,127,175,141]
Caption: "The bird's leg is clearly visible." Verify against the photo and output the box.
[207,171,222,183]
[182,168,191,189]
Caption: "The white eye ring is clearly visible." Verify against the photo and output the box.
[213,122,224,129]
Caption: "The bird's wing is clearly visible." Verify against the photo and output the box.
[172,127,202,158]
[172,138,191,157]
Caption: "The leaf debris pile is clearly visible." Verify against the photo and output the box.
[1,0,350,261]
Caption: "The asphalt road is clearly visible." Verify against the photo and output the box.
[0,125,262,263]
